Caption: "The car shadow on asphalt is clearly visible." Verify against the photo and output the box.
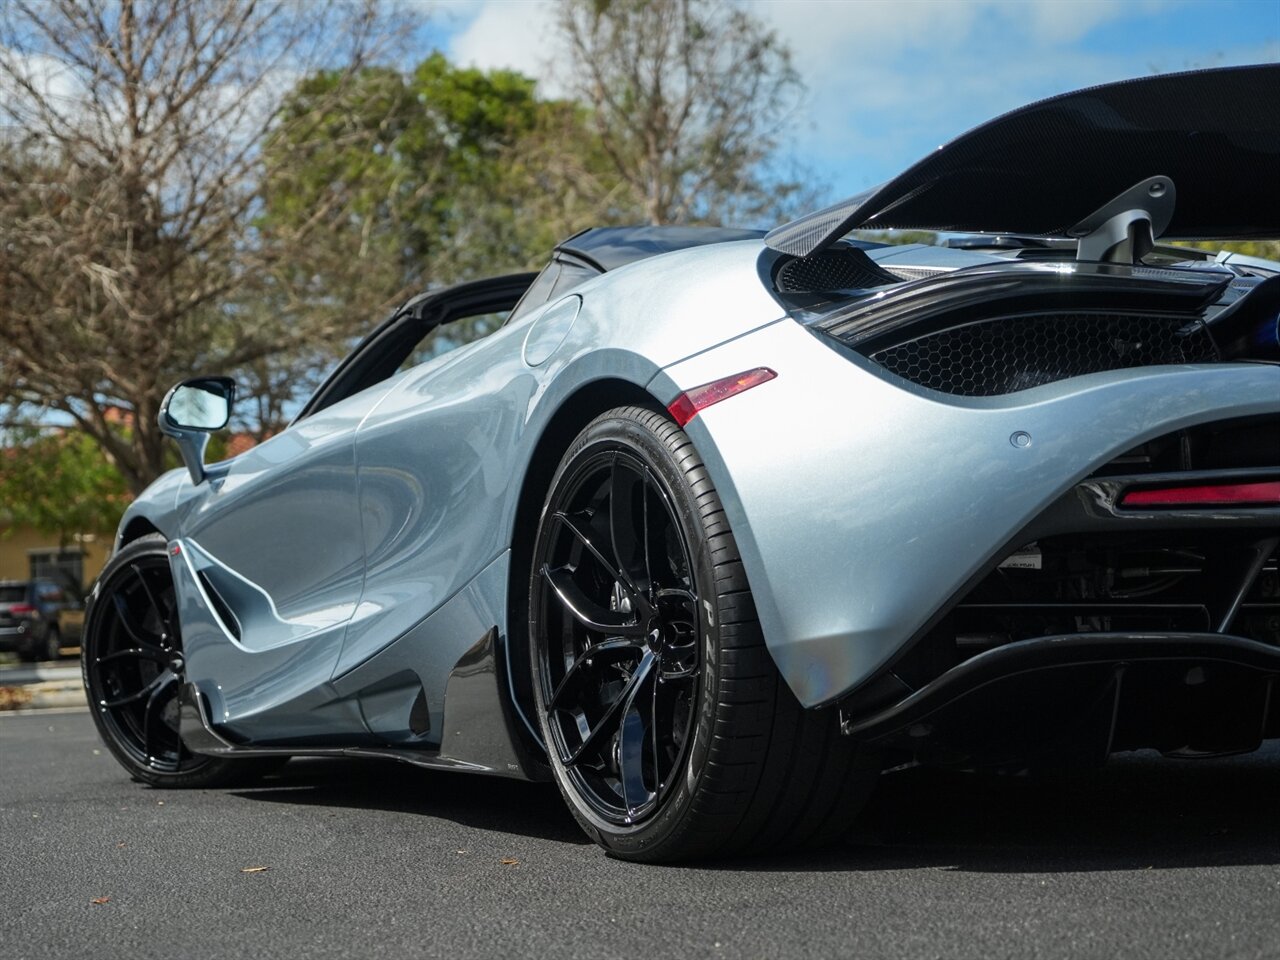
[230,757,592,846]
[726,745,1280,874]
[231,746,1280,871]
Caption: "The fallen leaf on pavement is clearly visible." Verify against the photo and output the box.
[499,857,520,866]
[240,866,269,873]
[90,897,110,905]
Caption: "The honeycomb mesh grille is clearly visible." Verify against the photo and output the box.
[777,249,901,292]
[869,313,1219,396]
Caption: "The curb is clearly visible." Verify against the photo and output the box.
[0,664,81,685]
[0,680,86,711]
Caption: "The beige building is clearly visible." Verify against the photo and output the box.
[0,524,110,592]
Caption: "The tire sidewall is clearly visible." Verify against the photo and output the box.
[82,533,221,786]
[529,410,723,858]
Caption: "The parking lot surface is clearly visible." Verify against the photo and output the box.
[2,711,1278,960]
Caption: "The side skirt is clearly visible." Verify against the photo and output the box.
[179,628,548,781]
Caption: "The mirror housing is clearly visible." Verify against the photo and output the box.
[159,377,236,485]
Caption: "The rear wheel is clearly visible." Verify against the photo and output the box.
[529,406,879,861]
[82,534,281,788]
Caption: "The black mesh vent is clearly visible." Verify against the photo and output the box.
[777,248,902,293]
[869,313,1219,396]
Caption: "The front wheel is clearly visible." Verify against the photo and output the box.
[529,407,879,861]
[82,533,281,788]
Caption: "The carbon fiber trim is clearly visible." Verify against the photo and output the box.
[765,64,1280,256]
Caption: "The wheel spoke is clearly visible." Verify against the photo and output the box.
[131,562,178,642]
[618,664,658,818]
[661,631,699,680]
[565,651,655,767]
[656,587,696,604]
[648,661,662,792]
[541,564,644,636]
[549,637,643,709]
[609,459,650,598]
[141,671,178,762]
[111,593,164,650]
[660,660,699,681]
[101,668,175,710]
[97,647,168,666]
[553,510,627,586]
[130,563,163,620]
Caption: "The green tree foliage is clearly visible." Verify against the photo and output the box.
[0,427,129,541]
[256,53,637,344]
[0,0,411,492]
[1178,239,1280,261]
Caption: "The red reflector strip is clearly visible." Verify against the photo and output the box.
[666,367,777,427]
[1120,481,1280,507]
[7,604,35,616]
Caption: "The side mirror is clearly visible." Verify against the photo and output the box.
[159,377,236,485]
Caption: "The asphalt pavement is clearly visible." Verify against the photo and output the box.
[2,710,1278,960]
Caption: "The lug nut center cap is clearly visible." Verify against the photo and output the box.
[646,619,663,652]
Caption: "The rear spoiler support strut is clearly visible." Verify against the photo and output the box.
[1070,175,1177,264]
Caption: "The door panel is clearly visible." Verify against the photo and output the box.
[336,317,537,675]
[175,386,388,733]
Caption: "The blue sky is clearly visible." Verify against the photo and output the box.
[425,0,1278,215]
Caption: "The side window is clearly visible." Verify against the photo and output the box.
[295,273,536,422]
[506,262,561,324]
[547,260,598,300]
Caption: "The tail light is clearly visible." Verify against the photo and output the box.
[1120,480,1280,507]
[7,603,36,616]
[667,367,777,427]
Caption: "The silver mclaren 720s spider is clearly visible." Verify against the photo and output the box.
[84,65,1280,861]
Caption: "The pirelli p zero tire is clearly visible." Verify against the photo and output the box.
[529,406,880,861]
[82,533,281,788]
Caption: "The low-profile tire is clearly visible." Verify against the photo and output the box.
[82,533,283,788]
[529,406,880,862]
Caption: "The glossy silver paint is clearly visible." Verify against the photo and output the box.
[118,237,1280,757]
[652,315,1280,706]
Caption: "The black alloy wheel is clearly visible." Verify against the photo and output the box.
[530,407,881,862]
[534,447,702,826]
[83,533,277,788]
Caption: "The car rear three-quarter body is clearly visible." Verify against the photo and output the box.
[83,64,1280,862]
[649,63,1280,774]
[656,251,1280,765]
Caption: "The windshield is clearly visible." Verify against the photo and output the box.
[0,585,27,603]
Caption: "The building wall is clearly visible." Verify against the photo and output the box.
[0,526,111,590]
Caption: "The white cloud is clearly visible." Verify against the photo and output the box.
[447,0,561,91]
[437,0,1276,200]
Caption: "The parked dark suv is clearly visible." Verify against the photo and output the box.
[0,579,82,662]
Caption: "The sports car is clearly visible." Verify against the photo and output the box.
[84,65,1280,862]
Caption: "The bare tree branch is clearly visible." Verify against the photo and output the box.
[0,0,415,493]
